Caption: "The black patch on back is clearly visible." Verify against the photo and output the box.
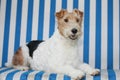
[26,40,44,58]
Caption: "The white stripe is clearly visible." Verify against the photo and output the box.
[0,69,17,80]
[89,0,96,68]
[78,0,84,63]
[31,0,39,40]
[13,71,27,80]
[20,0,28,45]
[0,0,6,67]
[41,73,49,80]
[27,71,40,80]
[67,0,73,12]
[56,0,62,12]
[56,74,64,80]
[113,0,119,69]
[55,0,62,30]
[78,0,84,11]
[101,0,108,69]
[85,75,93,80]
[0,67,7,71]
[101,70,108,80]
[43,0,50,40]
[55,0,62,12]
[115,70,120,80]
[7,0,17,64]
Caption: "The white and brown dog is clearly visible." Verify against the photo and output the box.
[6,9,100,80]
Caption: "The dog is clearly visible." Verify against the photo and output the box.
[5,9,100,80]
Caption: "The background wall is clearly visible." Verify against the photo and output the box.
[0,0,119,69]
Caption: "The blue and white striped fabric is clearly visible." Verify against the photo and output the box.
[0,68,120,80]
[0,0,120,80]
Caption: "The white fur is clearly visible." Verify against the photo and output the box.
[7,29,99,79]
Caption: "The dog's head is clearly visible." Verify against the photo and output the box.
[56,9,83,40]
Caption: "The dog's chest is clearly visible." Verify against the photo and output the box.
[65,46,78,62]
[54,42,79,64]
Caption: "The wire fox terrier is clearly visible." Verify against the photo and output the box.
[6,9,100,80]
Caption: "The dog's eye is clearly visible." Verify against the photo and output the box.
[64,19,68,22]
[76,18,79,22]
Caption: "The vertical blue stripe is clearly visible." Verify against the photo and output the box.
[82,77,86,80]
[95,0,101,69]
[73,0,78,9]
[93,75,100,80]
[49,0,56,37]
[107,0,113,69]
[14,0,23,51]
[34,71,44,80]
[38,0,45,40]
[26,0,34,42]
[108,70,116,80]
[6,70,20,80]
[2,0,12,67]
[20,70,33,80]
[83,0,90,63]
[62,0,67,9]
[49,73,57,80]
[64,75,71,80]
[119,0,120,70]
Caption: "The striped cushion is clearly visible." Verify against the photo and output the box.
[0,0,120,80]
[0,0,120,79]
[0,68,120,80]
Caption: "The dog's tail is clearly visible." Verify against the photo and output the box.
[5,62,13,68]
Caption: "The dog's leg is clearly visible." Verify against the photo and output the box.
[52,65,85,80]
[79,63,100,76]
[12,47,30,71]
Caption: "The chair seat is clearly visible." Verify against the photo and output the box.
[0,67,120,80]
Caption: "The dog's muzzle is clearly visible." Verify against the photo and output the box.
[69,34,78,40]
[68,28,78,40]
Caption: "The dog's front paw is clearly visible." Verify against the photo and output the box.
[73,75,85,80]
[71,71,85,80]
[89,69,100,76]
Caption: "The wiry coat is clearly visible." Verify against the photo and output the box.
[5,9,100,80]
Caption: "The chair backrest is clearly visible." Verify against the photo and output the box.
[0,0,119,70]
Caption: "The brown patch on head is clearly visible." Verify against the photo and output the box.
[73,9,83,18]
[12,47,24,66]
[73,9,83,26]
[56,9,68,20]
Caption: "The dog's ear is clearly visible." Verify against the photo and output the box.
[73,9,83,18]
[56,10,68,19]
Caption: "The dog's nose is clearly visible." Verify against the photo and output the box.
[71,28,78,34]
